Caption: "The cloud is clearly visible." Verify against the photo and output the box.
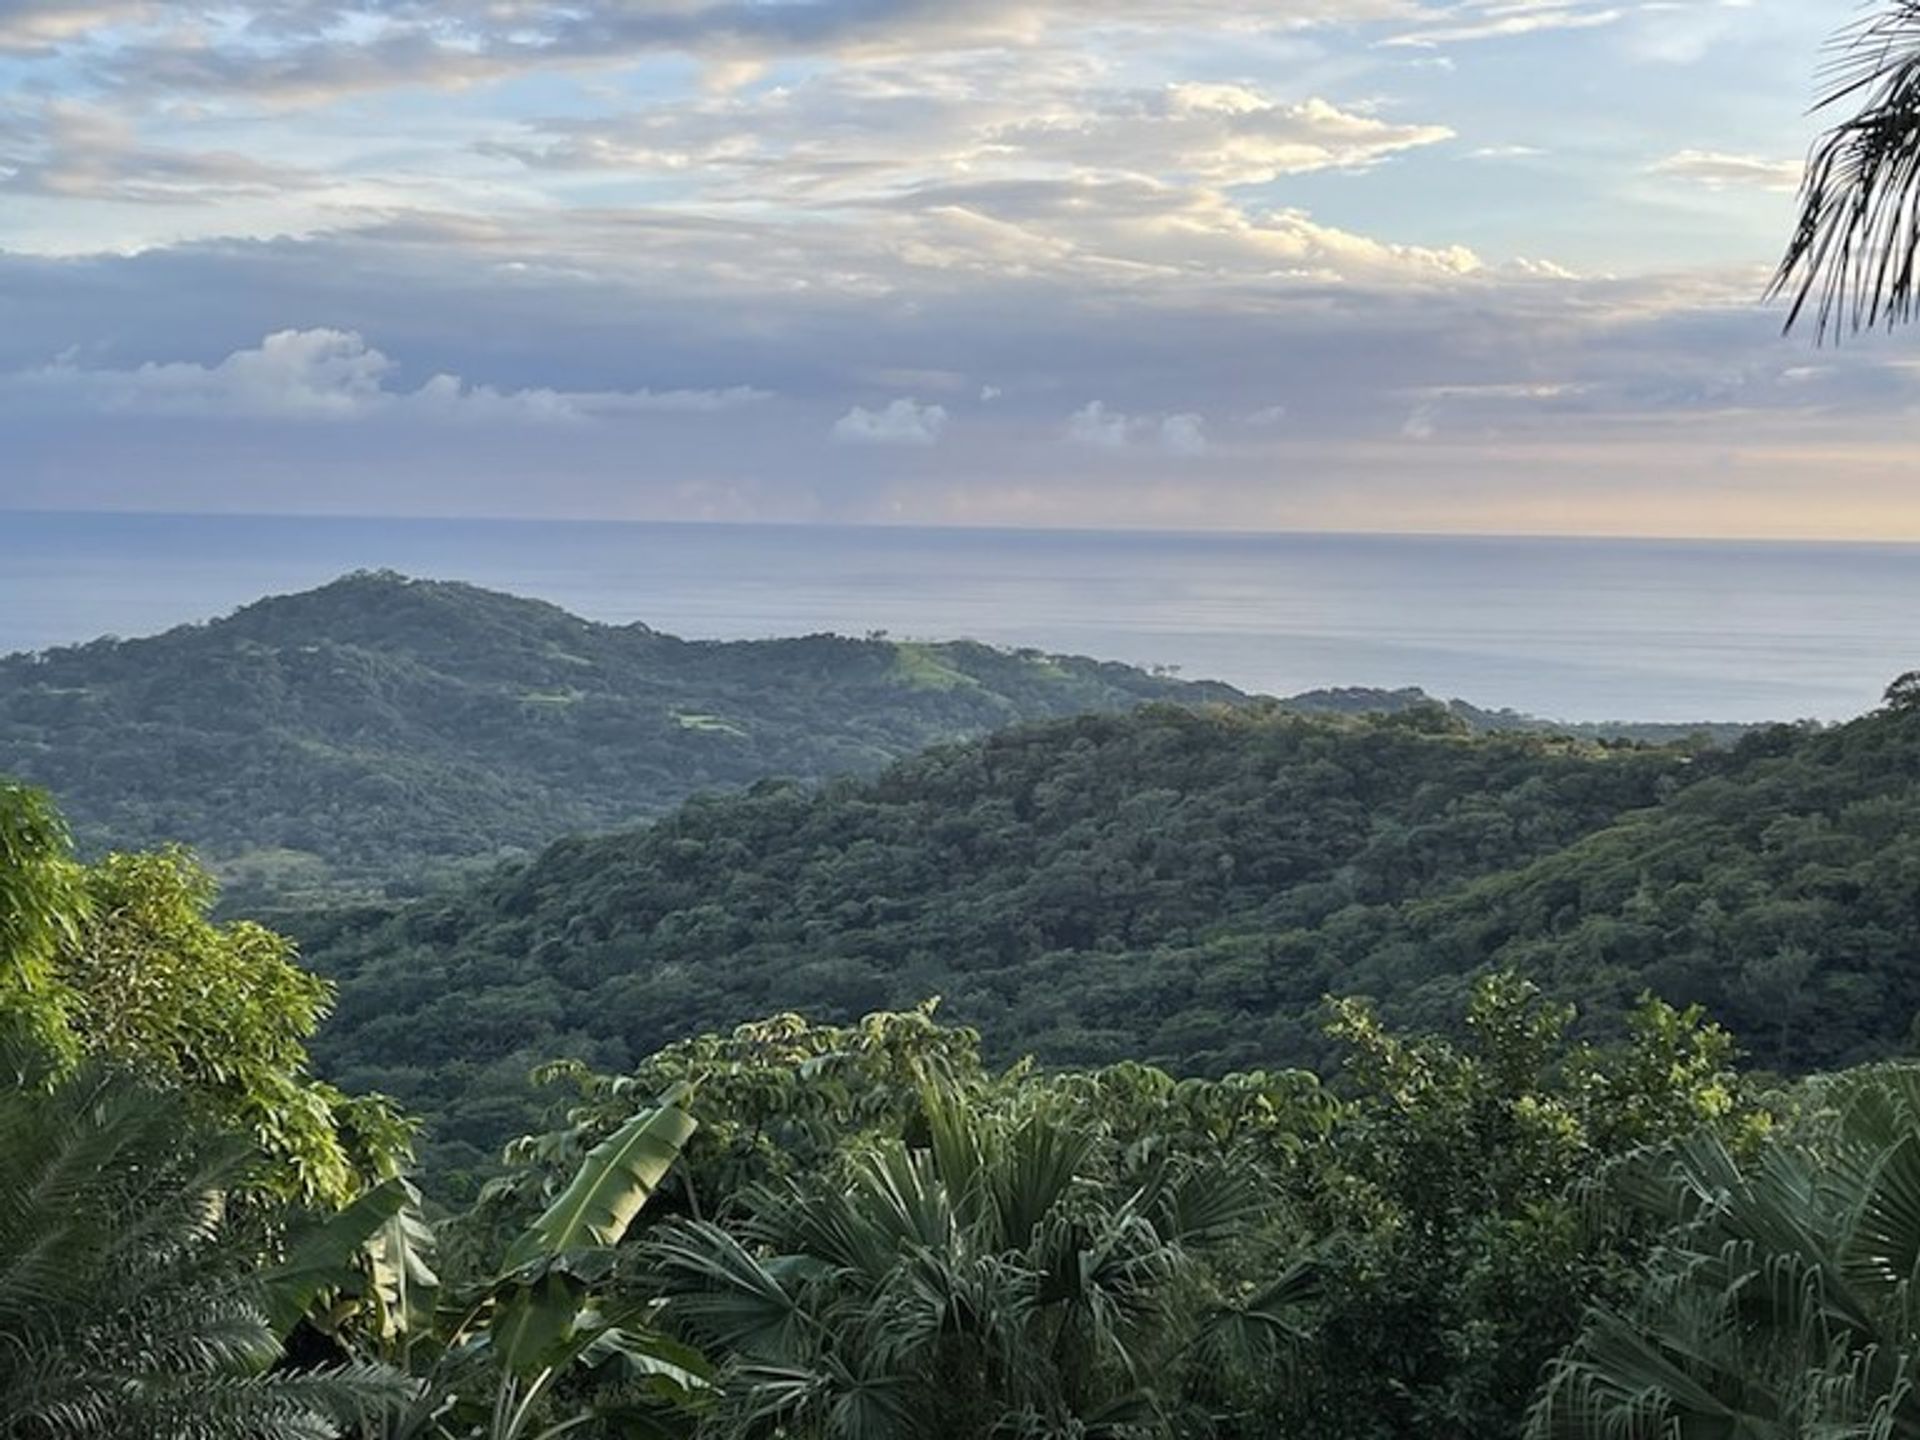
[0,0,1902,537]
[996,86,1453,186]
[0,2,147,54]
[1648,149,1802,193]
[464,67,1467,297]
[3,329,769,422]
[6,235,1920,536]
[0,104,309,205]
[832,396,949,446]
[1067,400,1136,450]
[482,73,1452,216]
[67,1,1424,106]
[1068,402,1209,454]
[1385,1,1623,48]
[1160,413,1208,456]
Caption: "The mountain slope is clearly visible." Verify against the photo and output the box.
[0,571,1242,906]
[1374,708,1920,1072]
[295,703,1693,1168]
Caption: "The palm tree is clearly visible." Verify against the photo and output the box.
[646,1088,1297,1440]
[1773,2,1920,339]
[0,1051,407,1439]
[1529,1064,1920,1440]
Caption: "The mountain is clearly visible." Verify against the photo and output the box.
[297,694,1920,1174]
[296,702,1700,1170]
[1,571,1746,914]
[0,571,1243,907]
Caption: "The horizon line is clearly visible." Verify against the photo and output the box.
[7,506,1920,552]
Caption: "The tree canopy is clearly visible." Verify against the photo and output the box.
[296,703,1698,1174]
[0,783,408,1203]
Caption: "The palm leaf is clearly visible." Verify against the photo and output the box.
[262,1176,415,1337]
[1773,0,1920,338]
[366,1178,440,1342]
[490,1270,589,1378]
[504,1085,696,1272]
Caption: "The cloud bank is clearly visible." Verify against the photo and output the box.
[0,0,1900,538]
[3,330,768,424]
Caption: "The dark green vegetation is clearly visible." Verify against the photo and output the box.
[13,774,1920,1440]
[0,571,1241,910]
[0,1051,410,1437]
[0,572,1746,916]
[301,703,1683,1164]
[300,692,1919,1173]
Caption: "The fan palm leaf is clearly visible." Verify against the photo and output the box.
[1532,1065,1920,1440]
[650,1087,1262,1440]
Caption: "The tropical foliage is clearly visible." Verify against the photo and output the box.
[0,775,1877,1440]
[648,1091,1291,1440]
[301,685,1920,1176]
[1535,1063,1920,1440]
[0,781,87,1058]
[0,1049,409,1440]
[300,702,1701,1171]
[1775,0,1920,338]
[446,985,1766,1440]
[0,782,409,1203]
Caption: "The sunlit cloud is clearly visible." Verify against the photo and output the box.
[0,0,1890,537]
[1648,149,1802,192]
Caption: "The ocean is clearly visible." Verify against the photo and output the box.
[1,510,1915,724]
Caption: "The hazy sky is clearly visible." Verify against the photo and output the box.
[0,0,1912,537]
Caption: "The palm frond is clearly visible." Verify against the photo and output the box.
[0,1060,414,1439]
[1773,0,1920,339]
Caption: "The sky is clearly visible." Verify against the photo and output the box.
[0,0,1911,538]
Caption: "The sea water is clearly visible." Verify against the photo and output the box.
[2,510,1915,723]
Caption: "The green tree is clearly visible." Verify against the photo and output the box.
[1276,975,1767,1440]
[0,782,410,1205]
[0,1048,408,1439]
[57,846,411,1205]
[0,782,87,1058]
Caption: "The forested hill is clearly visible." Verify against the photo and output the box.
[0,571,1744,912]
[299,694,1920,1170]
[0,571,1243,906]
[299,702,1701,1167]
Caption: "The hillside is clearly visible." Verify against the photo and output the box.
[299,693,1920,1172]
[0,571,1242,907]
[2,571,1746,913]
[297,702,1698,1168]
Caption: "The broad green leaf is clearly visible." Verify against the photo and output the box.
[490,1270,586,1378]
[367,1177,440,1340]
[262,1175,411,1337]
[503,1085,697,1271]
[580,1325,714,1395]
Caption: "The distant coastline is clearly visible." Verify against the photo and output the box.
[5,509,1915,723]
